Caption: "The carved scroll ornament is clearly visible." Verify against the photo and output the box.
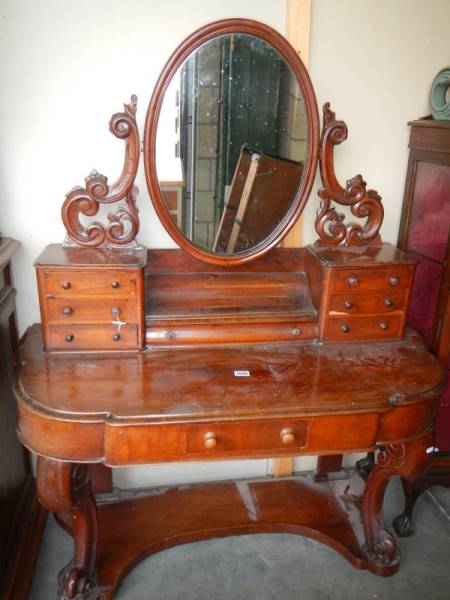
[315,103,384,246]
[62,96,140,248]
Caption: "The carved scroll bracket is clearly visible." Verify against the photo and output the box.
[315,102,384,246]
[62,95,140,248]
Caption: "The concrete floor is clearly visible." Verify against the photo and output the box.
[30,478,450,600]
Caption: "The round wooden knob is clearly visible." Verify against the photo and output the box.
[111,280,120,289]
[62,306,73,317]
[65,334,74,342]
[341,324,350,333]
[379,322,389,331]
[112,333,121,341]
[346,277,358,287]
[389,277,399,287]
[203,431,217,450]
[344,300,353,309]
[204,432,217,449]
[61,281,71,290]
[384,298,394,308]
[280,428,295,446]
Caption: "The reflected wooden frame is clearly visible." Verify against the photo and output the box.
[144,18,320,266]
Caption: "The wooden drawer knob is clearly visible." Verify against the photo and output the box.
[341,324,350,333]
[111,280,120,289]
[112,333,121,342]
[204,432,217,449]
[280,428,295,446]
[61,281,71,290]
[384,298,394,308]
[389,277,399,287]
[346,277,358,287]
[62,306,73,317]
[379,322,389,331]
[344,300,353,309]
[65,334,74,343]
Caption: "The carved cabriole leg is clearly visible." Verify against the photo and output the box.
[36,457,99,600]
[392,478,423,537]
[362,432,432,573]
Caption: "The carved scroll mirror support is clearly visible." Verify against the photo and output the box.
[315,103,384,246]
[61,95,141,248]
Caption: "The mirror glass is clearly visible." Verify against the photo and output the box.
[156,33,308,254]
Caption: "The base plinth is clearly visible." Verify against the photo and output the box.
[59,470,401,598]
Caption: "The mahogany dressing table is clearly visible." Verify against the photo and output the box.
[14,19,444,600]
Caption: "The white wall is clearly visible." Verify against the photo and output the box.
[303,0,450,243]
[1,0,449,488]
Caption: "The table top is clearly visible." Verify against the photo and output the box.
[16,325,443,426]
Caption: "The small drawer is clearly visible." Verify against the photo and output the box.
[42,269,138,297]
[45,323,138,350]
[331,267,412,293]
[187,419,308,455]
[325,315,402,341]
[45,296,138,324]
[146,321,318,345]
[329,291,405,315]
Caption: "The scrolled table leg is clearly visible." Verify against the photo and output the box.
[392,477,420,537]
[36,458,99,600]
[362,432,432,573]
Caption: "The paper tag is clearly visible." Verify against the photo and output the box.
[234,370,250,377]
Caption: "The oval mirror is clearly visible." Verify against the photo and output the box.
[145,19,319,265]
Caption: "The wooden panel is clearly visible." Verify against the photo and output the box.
[146,247,306,274]
[307,414,379,452]
[329,291,406,315]
[310,243,414,267]
[316,455,344,474]
[147,271,313,316]
[332,267,412,293]
[408,118,450,154]
[35,243,147,268]
[325,315,402,341]
[41,269,138,297]
[378,402,436,443]
[16,402,105,461]
[45,296,138,324]
[46,323,138,350]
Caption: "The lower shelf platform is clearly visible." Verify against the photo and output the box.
[76,470,398,599]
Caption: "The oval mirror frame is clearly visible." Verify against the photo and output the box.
[144,18,320,265]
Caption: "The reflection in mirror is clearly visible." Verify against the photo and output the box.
[156,33,308,254]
